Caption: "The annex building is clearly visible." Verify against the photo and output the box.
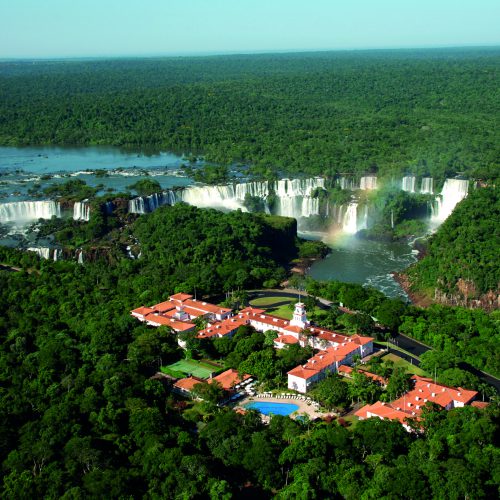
[355,375,478,431]
[131,294,374,394]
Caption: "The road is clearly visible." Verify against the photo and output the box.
[249,289,500,393]
[392,333,500,392]
[248,288,332,310]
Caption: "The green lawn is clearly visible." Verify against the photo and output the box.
[161,359,220,379]
[267,304,294,319]
[380,353,428,377]
[249,295,324,320]
[375,341,420,360]
[249,296,293,308]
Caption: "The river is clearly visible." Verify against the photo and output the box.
[0,146,193,201]
[306,234,418,299]
[2,146,419,298]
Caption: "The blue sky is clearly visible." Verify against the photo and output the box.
[1,0,499,58]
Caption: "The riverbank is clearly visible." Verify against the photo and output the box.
[393,271,433,307]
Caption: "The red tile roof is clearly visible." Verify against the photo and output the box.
[471,401,489,409]
[355,401,415,425]
[287,365,322,380]
[144,313,195,331]
[197,317,247,338]
[338,365,353,374]
[391,376,477,410]
[288,339,373,381]
[174,377,206,392]
[358,369,387,385]
[283,325,303,334]
[355,376,479,427]
[238,306,266,314]
[152,301,177,313]
[209,369,251,390]
[275,334,300,345]
[184,299,231,315]
[170,293,193,303]
[131,306,154,317]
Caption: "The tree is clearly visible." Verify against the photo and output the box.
[191,381,224,404]
[263,329,279,347]
[313,375,349,410]
[349,372,382,403]
[437,367,480,390]
[239,349,278,382]
[376,299,407,331]
[338,312,374,335]
[385,368,412,400]
[419,349,456,374]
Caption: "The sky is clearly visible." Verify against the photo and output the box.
[0,0,499,59]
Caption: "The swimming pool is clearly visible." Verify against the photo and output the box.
[244,402,299,416]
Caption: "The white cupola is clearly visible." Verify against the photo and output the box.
[290,302,309,329]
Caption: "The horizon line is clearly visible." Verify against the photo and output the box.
[1,43,499,62]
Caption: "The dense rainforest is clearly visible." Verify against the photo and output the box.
[0,204,498,498]
[406,185,499,307]
[305,278,500,379]
[1,48,499,181]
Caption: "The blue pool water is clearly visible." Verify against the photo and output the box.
[244,402,299,416]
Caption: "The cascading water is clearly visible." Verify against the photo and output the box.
[77,249,84,264]
[402,176,417,193]
[128,191,177,214]
[342,203,359,234]
[359,176,377,191]
[359,205,368,231]
[73,200,90,221]
[128,178,325,220]
[431,179,469,223]
[0,200,61,223]
[338,177,356,190]
[27,247,51,259]
[420,177,434,194]
[179,184,243,210]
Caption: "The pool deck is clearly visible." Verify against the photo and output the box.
[235,395,324,421]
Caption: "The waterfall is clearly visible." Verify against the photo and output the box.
[359,176,377,190]
[0,201,61,223]
[53,248,61,261]
[301,197,320,218]
[342,203,359,234]
[402,176,416,193]
[420,177,434,194]
[179,184,242,210]
[431,179,469,223]
[338,177,356,190]
[274,178,325,197]
[27,247,51,259]
[359,205,368,231]
[73,200,90,221]
[128,191,177,214]
[391,210,394,229]
[77,250,84,265]
[128,178,325,219]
